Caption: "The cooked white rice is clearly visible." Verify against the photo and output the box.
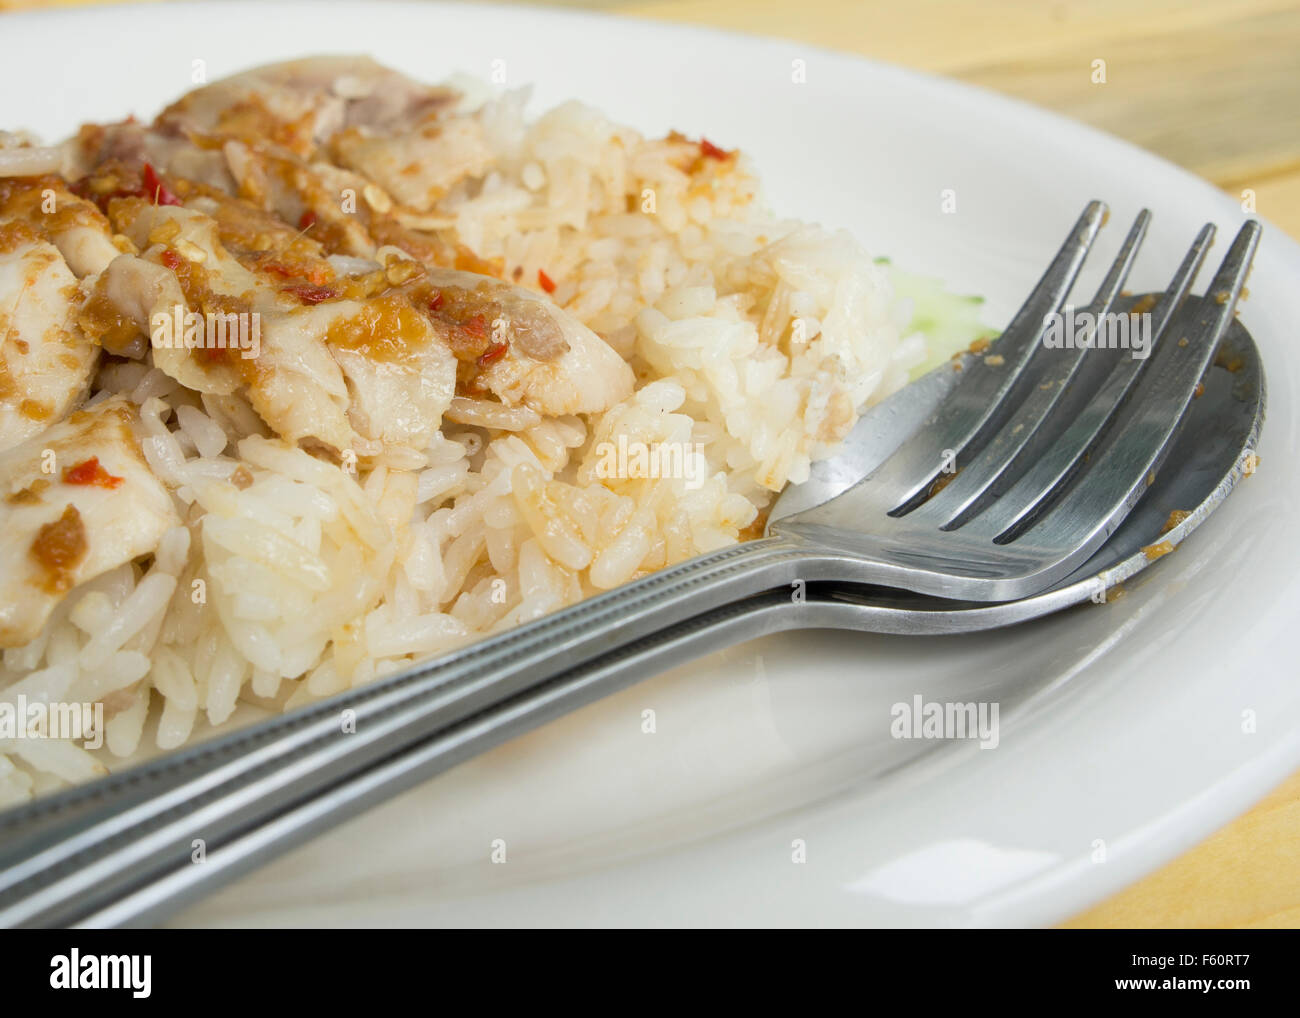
[0,82,941,805]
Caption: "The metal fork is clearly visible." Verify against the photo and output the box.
[772,201,1258,599]
[0,202,1262,927]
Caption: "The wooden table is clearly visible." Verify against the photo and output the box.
[3,0,1297,928]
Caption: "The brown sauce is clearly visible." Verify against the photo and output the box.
[30,504,88,593]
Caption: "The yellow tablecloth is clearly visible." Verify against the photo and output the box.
[2,0,1297,928]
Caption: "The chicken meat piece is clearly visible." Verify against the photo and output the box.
[420,267,634,416]
[154,56,462,159]
[0,398,179,648]
[98,197,458,457]
[134,58,488,258]
[112,199,366,454]
[0,223,100,452]
[0,132,66,179]
[67,119,237,198]
[0,174,121,277]
[331,114,494,213]
[69,150,628,462]
[151,56,488,219]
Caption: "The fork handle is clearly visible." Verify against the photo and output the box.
[64,587,814,926]
[0,536,837,927]
[19,563,1112,928]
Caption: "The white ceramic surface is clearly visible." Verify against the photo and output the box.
[3,1,1297,927]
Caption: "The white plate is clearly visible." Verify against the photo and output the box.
[6,1,1298,928]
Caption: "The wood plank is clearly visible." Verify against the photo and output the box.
[956,9,1300,186]
[1220,169,1300,239]
[1065,769,1300,927]
[619,0,1298,73]
[619,0,1300,187]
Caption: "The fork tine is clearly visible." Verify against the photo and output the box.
[1091,209,1153,309]
[957,221,1217,542]
[858,201,1107,512]
[914,210,1152,528]
[987,219,1260,554]
[996,200,1110,354]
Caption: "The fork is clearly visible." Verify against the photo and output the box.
[774,201,1258,599]
[0,202,1262,926]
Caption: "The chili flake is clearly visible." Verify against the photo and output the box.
[699,138,730,160]
[142,163,183,207]
[281,283,338,305]
[62,456,124,489]
[478,341,508,366]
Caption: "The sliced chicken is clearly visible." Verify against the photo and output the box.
[136,59,485,263]
[110,199,359,453]
[83,251,187,362]
[154,56,461,159]
[99,198,458,457]
[0,175,121,277]
[0,227,99,452]
[0,132,65,178]
[63,147,628,461]
[420,268,634,415]
[316,294,457,449]
[332,115,494,213]
[0,398,179,648]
